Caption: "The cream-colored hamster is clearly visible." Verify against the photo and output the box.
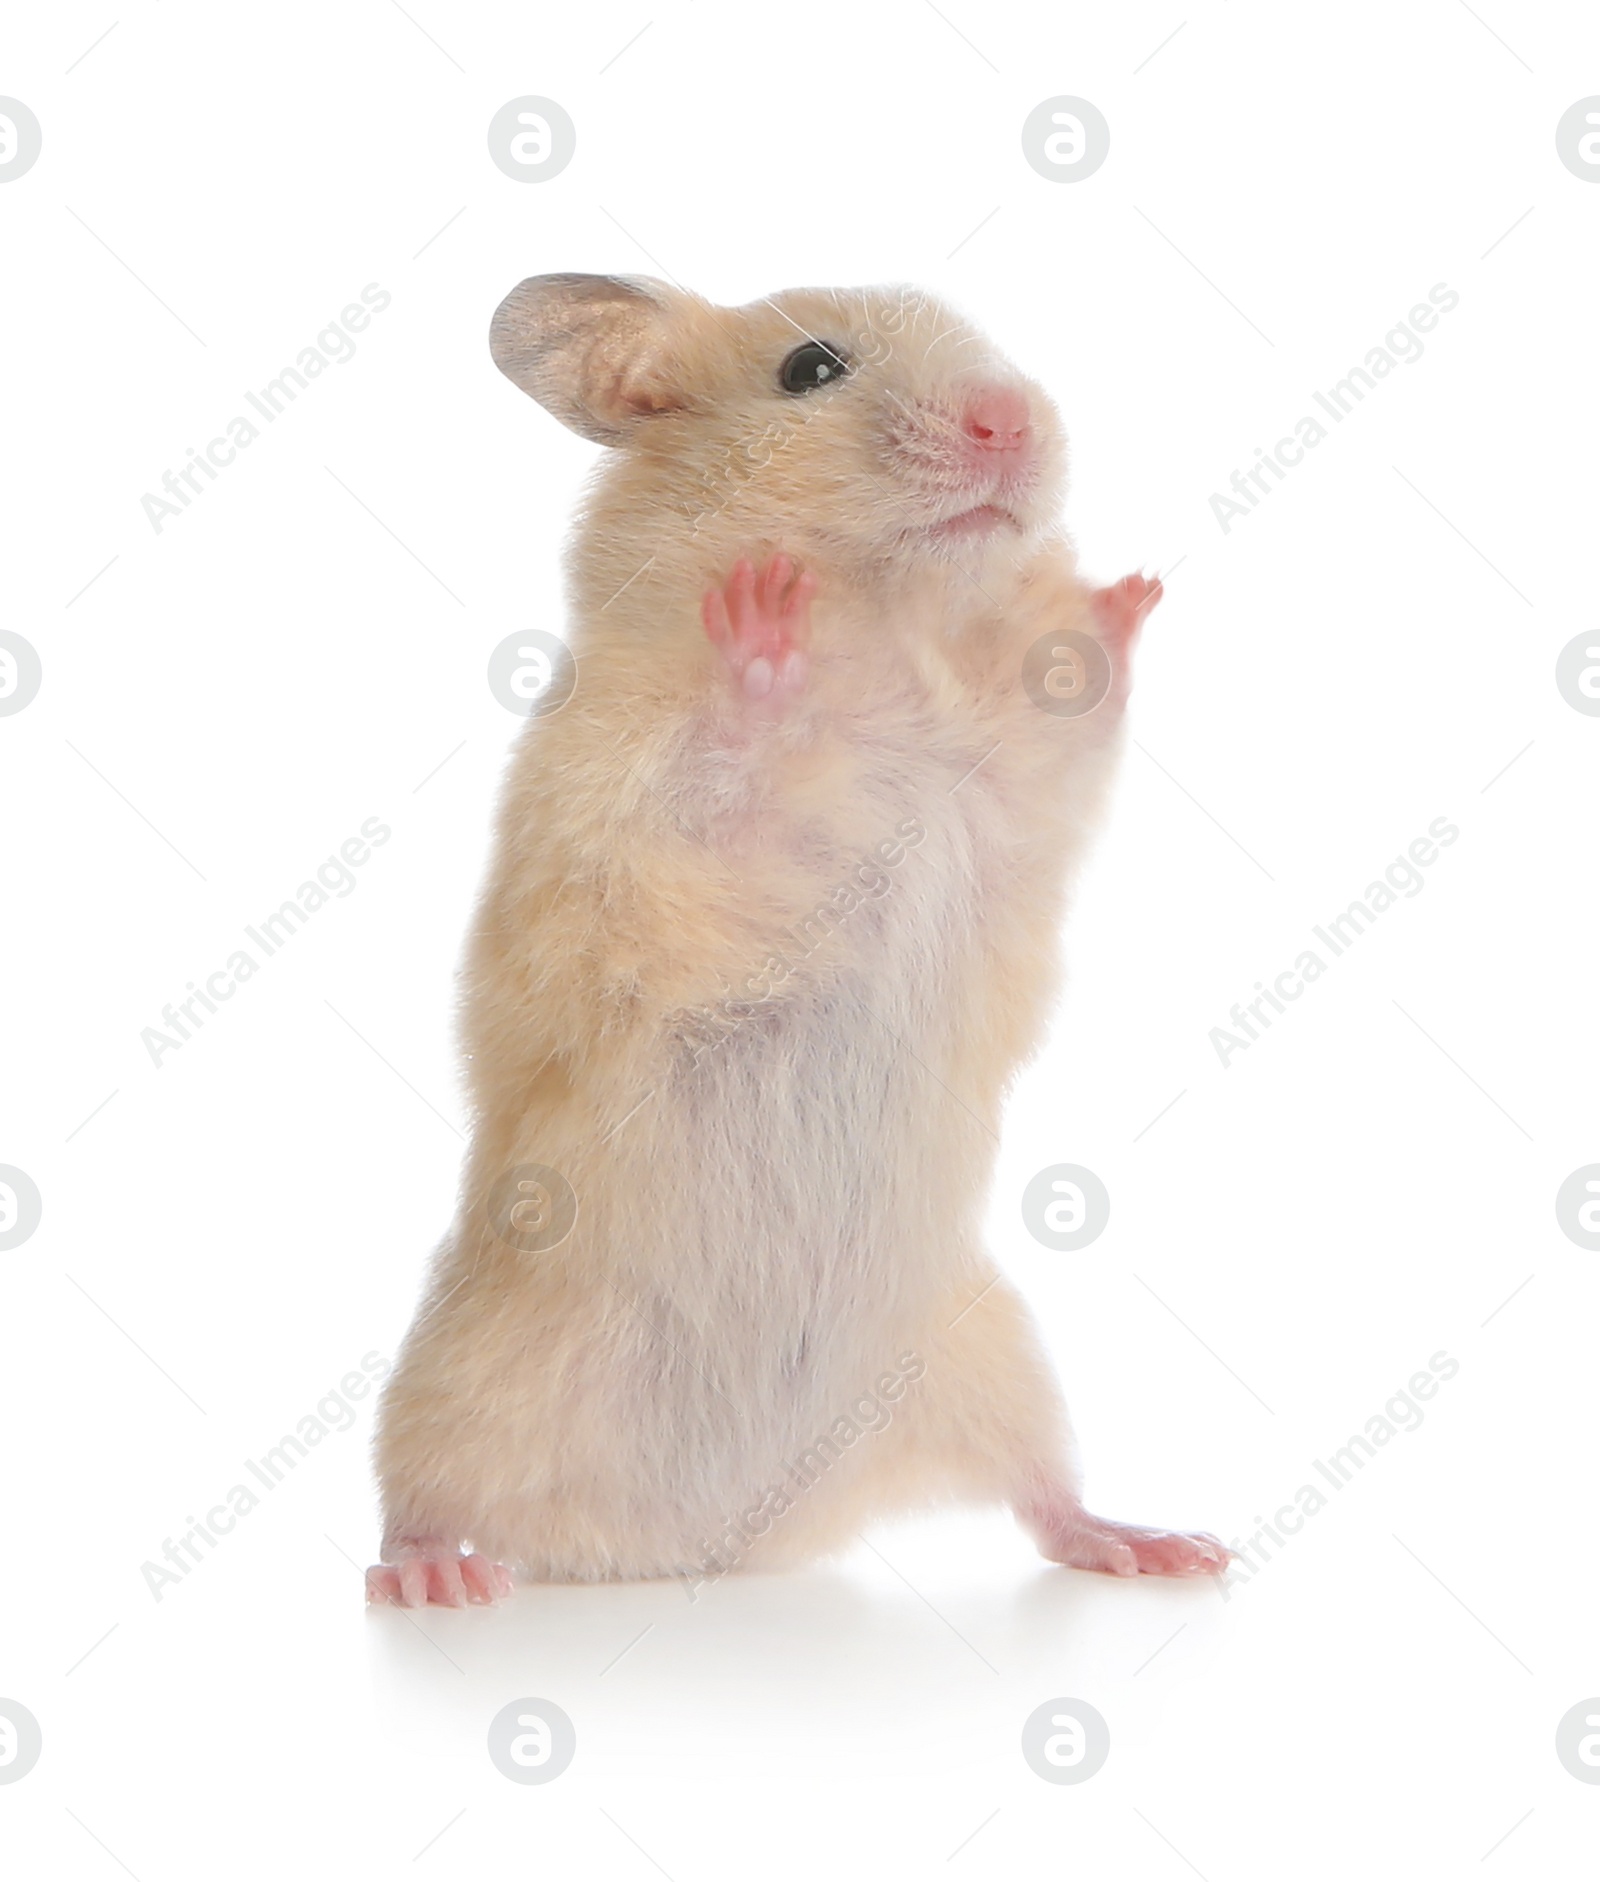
[365,273,1226,1607]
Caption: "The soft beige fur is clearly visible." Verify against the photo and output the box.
[370,278,1220,1597]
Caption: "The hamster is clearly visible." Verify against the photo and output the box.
[365,273,1227,1607]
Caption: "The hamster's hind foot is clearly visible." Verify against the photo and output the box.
[365,1541,515,1608]
[701,553,815,713]
[1027,1501,1230,1579]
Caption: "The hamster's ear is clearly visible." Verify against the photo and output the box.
[489,273,692,445]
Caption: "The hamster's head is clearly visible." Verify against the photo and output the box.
[489,274,1068,600]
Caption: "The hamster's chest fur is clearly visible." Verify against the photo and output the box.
[666,633,1080,1185]
[690,645,1060,1049]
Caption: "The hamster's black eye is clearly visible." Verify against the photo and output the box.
[778,341,851,395]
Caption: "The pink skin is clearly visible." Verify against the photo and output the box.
[961,383,1032,459]
[366,1539,514,1608]
[1090,570,1164,710]
[920,384,1038,538]
[701,553,816,712]
[1092,570,1163,648]
[1023,1498,1232,1578]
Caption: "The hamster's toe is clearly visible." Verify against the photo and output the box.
[1034,1506,1230,1578]
[366,1547,515,1608]
[701,553,815,712]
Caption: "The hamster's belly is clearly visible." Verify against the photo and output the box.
[559,975,970,1560]
[620,818,988,1436]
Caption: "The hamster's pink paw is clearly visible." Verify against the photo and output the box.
[366,1545,515,1608]
[701,553,815,712]
[1090,571,1163,649]
[1031,1504,1229,1578]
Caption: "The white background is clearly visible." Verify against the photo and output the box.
[3,1,1598,1875]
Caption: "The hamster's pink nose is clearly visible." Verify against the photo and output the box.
[961,385,1032,453]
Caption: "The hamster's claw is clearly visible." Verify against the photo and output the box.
[701,553,815,712]
[365,1547,515,1608]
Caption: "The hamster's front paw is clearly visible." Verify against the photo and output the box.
[365,1541,515,1607]
[1089,570,1163,650]
[701,553,815,714]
